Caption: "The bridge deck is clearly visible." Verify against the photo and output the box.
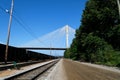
[19,47,67,50]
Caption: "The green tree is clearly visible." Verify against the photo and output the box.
[64,48,70,58]
[64,0,120,67]
[69,38,78,60]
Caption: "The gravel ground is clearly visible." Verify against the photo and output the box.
[80,62,120,74]
[36,63,56,80]
[46,59,67,80]
[1,59,120,80]
[63,59,120,80]
[47,59,120,80]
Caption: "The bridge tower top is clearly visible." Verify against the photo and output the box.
[65,25,69,49]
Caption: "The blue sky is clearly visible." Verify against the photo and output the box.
[0,0,87,55]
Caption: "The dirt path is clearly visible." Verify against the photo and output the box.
[63,59,120,80]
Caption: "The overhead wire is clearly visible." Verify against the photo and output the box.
[0,5,5,12]
[0,5,47,47]
[12,13,47,46]
[0,2,75,49]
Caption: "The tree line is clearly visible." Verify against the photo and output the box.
[64,0,120,67]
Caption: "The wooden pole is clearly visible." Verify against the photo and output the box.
[5,0,14,64]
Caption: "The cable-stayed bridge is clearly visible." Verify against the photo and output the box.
[19,25,75,53]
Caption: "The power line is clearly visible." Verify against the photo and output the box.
[0,5,46,46]
[14,16,47,46]
[0,5,5,12]
[12,14,47,46]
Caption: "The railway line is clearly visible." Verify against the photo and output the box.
[1,59,120,80]
[0,60,49,71]
[1,59,59,80]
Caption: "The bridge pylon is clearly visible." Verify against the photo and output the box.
[65,25,69,49]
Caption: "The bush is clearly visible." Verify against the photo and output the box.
[81,33,113,62]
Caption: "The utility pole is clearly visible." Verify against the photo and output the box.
[5,0,14,64]
[65,25,69,49]
[117,0,120,17]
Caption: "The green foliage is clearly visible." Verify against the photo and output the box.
[79,33,114,63]
[64,48,70,58]
[69,39,78,60]
[107,25,120,50]
[82,33,106,62]
[64,0,120,67]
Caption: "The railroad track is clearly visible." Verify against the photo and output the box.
[0,60,47,71]
[4,60,59,80]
